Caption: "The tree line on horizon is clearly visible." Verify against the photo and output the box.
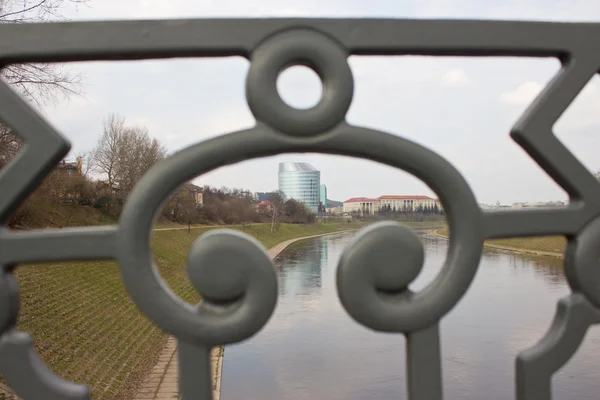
[376,203,443,216]
[2,111,318,228]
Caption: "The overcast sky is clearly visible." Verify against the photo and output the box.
[36,0,600,204]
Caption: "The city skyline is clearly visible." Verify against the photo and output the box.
[250,161,568,206]
[37,0,600,205]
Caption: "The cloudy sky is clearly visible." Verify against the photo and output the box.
[35,0,600,204]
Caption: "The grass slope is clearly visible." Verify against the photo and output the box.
[12,204,115,229]
[436,227,566,255]
[10,222,365,400]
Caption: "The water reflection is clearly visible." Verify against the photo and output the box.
[222,231,600,400]
[275,237,327,297]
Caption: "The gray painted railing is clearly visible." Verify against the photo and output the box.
[1,18,600,400]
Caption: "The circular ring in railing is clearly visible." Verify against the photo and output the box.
[246,29,353,137]
[569,216,600,309]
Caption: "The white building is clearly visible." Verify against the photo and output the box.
[511,201,566,208]
[343,197,378,214]
[343,195,440,215]
[479,201,509,209]
[326,206,343,215]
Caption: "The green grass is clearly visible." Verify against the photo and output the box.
[12,204,116,229]
[397,220,446,230]
[436,226,566,255]
[10,221,366,400]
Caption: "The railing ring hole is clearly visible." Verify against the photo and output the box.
[276,65,323,110]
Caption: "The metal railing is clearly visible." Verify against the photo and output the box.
[1,18,600,400]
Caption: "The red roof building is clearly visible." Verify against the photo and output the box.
[343,197,379,203]
[255,200,274,213]
[377,195,434,200]
[343,194,441,215]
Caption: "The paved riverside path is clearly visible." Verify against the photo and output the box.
[133,229,355,400]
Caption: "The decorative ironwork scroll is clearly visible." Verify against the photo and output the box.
[0,18,599,400]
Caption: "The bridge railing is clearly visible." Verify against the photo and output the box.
[1,18,600,400]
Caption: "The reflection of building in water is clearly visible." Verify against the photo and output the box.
[320,238,329,268]
[278,238,326,297]
[300,238,324,293]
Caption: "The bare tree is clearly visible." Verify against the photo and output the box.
[1,0,87,105]
[114,125,168,195]
[0,123,21,168]
[0,0,88,23]
[0,0,87,169]
[91,113,168,202]
[232,197,252,230]
[270,191,286,233]
[283,198,315,224]
[91,114,125,189]
[171,185,198,233]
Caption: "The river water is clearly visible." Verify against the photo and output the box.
[222,231,600,400]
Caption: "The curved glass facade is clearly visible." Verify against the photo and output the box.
[278,162,320,213]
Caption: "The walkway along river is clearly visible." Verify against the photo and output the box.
[222,230,600,400]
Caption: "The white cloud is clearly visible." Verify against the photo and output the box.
[500,77,600,132]
[500,81,544,106]
[556,76,600,132]
[442,68,470,87]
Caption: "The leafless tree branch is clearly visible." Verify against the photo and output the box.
[91,113,168,200]
[0,0,88,167]
[0,0,88,22]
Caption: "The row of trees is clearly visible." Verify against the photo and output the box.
[6,125,319,228]
[346,202,446,224]
[6,111,171,226]
[5,106,319,228]
[164,187,316,231]
[376,203,443,216]
[266,191,316,232]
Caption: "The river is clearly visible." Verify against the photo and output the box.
[221,230,600,400]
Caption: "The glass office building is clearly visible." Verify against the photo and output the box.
[278,162,320,213]
[320,184,327,209]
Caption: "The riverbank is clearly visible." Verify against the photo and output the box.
[4,222,367,400]
[137,228,361,400]
[433,227,565,258]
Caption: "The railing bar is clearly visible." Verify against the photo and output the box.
[482,207,592,239]
[406,323,443,400]
[178,341,213,400]
[0,226,118,264]
[0,329,90,400]
[0,80,70,223]
[1,19,595,63]
[511,59,600,203]
[516,294,600,400]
